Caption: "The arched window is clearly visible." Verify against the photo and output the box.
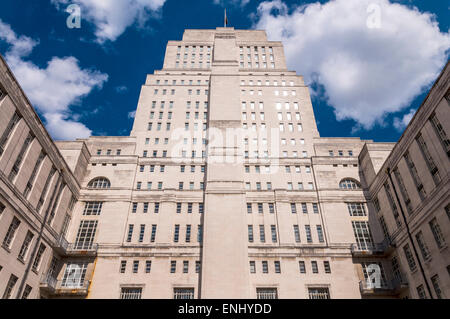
[339,178,361,190]
[88,177,111,189]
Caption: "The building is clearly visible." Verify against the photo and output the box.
[0,27,448,299]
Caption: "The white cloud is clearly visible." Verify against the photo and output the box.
[254,0,450,130]
[213,0,250,7]
[115,85,128,93]
[52,0,166,43]
[0,19,108,140]
[128,111,136,119]
[393,109,416,131]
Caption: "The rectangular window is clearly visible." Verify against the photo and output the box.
[183,261,189,273]
[384,183,402,227]
[324,261,331,273]
[0,112,21,156]
[259,225,266,243]
[139,225,145,243]
[23,151,45,198]
[173,288,194,299]
[312,203,319,214]
[290,203,297,214]
[352,221,374,250]
[268,203,274,214]
[197,225,203,243]
[174,225,180,243]
[177,203,182,214]
[416,134,441,185]
[308,288,330,299]
[133,261,139,273]
[393,168,412,213]
[346,203,366,216]
[126,224,134,243]
[186,225,191,243]
[196,261,201,273]
[18,231,34,262]
[154,203,160,214]
[429,112,450,157]
[120,260,127,273]
[429,218,446,249]
[21,285,32,299]
[250,261,256,273]
[302,203,308,214]
[299,261,306,273]
[294,225,301,243]
[145,261,152,273]
[311,261,318,273]
[32,243,46,272]
[271,225,277,243]
[150,225,157,243]
[274,261,281,273]
[403,244,417,272]
[316,225,324,243]
[415,231,431,261]
[248,225,254,243]
[2,217,20,249]
[256,288,278,299]
[2,274,18,299]
[120,288,142,299]
[170,261,176,273]
[305,225,312,243]
[262,261,268,273]
[83,202,103,216]
[416,285,427,299]
[431,275,444,299]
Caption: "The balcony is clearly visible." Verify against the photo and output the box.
[351,239,395,257]
[53,236,98,257]
[359,275,408,297]
[40,274,91,296]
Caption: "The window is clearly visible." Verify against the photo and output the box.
[248,225,254,243]
[324,261,331,273]
[302,203,308,214]
[120,260,127,273]
[262,261,268,273]
[299,261,306,273]
[415,231,431,261]
[293,225,301,243]
[352,221,374,250]
[196,261,200,273]
[186,225,191,243]
[183,261,189,273]
[249,261,256,273]
[305,225,312,243]
[0,112,21,156]
[312,203,319,214]
[139,225,145,243]
[88,177,111,189]
[2,217,20,249]
[429,112,450,157]
[174,225,180,242]
[174,288,194,299]
[120,288,142,299]
[403,244,417,272]
[18,231,34,262]
[256,288,278,299]
[151,225,157,243]
[23,151,45,198]
[291,203,297,214]
[429,218,446,249]
[431,275,444,299]
[32,243,46,272]
[384,182,402,227]
[347,203,366,216]
[308,288,330,299]
[316,225,324,243]
[271,225,277,243]
[259,225,266,243]
[274,261,281,273]
[133,261,139,273]
[2,274,18,299]
[268,203,274,214]
[8,133,34,182]
[339,178,360,189]
[197,225,203,243]
[393,168,412,213]
[416,133,441,185]
[83,202,103,216]
[311,261,318,273]
[416,285,427,299]
[126,224,134,243]
[21,285,32,299]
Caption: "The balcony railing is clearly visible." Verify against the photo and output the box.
[40,274,91,296]
[351,239,394,257]
[53,236,98,256]
[359,275,408,296]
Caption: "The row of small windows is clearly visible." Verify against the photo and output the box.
[241,79,295,87]
[153,88,209,96]
[177,45,212,53]
[130,202,204,214]
[96,149,121,156]
[150,111,208,120]
[139,165,206,173]
[136,181,205,190]
[154,79,209,85]
[244,182,315,191]
[249,260,331,274]
[242,90,296,96]
[175,61,211,69]
[246,202,320,214]
[120,260,201,274]
[329,150,354,157]
[248,224,325,244]
[150,100,209,109]
[126,224,203,244]
[177,53,211,61]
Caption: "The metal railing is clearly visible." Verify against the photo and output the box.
[53,236,98,255]
[351,238,393,255]
[40,273,57,290]
[57,279,90,291]
[359,274,408,293]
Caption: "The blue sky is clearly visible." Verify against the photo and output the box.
[0,0,448,141]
